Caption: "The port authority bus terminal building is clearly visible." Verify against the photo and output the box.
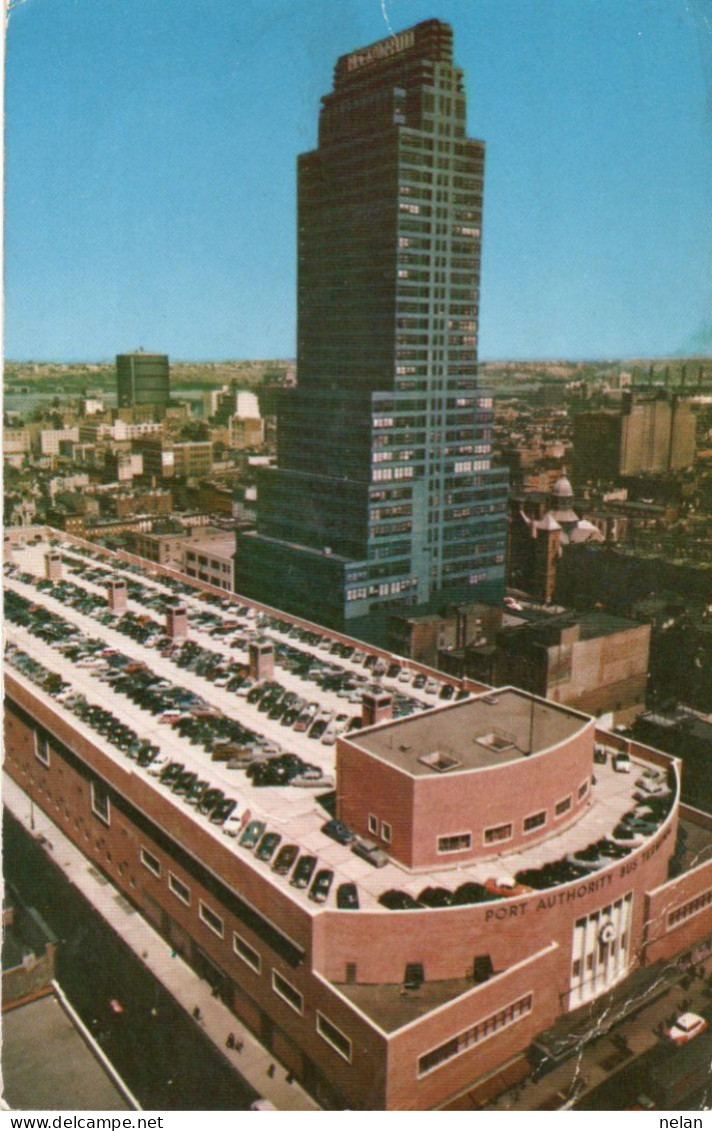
[4,527,712,1110]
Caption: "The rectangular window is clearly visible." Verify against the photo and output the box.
[316,1012,352,1062]
[233,933,261,973]
[484,823,512,845]
[35,732,50,767]
[199,901,224,939]
[578,780,589,799]
[438,833,471,853]
[168,872,191,906]
[272,970,303,1015]
[368,814,378,835]
[668,887,712,929]
[523,811,546,833]
[418,993,533,1077]
[90,780,110,825]
[555,796,572,816]
[140,846,161,877]
[382,822,392,844]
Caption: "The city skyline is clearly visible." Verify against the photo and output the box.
[5,0,712,362]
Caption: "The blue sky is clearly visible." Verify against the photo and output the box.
[5,0,712,361]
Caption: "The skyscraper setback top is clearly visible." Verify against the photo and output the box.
[236,20,508,641]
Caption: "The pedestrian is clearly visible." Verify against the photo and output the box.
[236,1039,244,1053]
[267,1063,275,1078]
[193,1005,202,1022]
[226,1033,235,1049]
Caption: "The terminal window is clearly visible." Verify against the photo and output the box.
[233,932,261,973]
[140,846,161,877]
[316,1012,352,1062]
[523,811,546,833]
[438,833,471,853]
[484,822,512,845]
[272,970,304,1015]
[168,872,191,906]
[90,780,110,825]
[34,731,50,766]
[199,901,224,939]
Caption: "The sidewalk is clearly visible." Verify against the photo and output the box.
[3,773,320,1112]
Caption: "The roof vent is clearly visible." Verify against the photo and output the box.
[419,751,462,773]
[475,732,515,753]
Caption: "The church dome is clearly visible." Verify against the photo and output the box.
[551,473,574,499]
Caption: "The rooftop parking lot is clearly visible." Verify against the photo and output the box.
[3,534,688,915]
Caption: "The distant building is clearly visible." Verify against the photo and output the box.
[573,391,696,482]
[3,429,31,459]
[507,475,604,602]
[388,602,503,668]
[173,441,213,481]
[116,351,170,409]
[111,488,173,519]
[130,435,213,483]
[181,529,236,590]
[131,437,175,481]
[459,611,651,725]
[128,524,187,565]
[228,415,264,450]
[39,428,80,456]
[633,707,712,811]
[2,887,57,1008]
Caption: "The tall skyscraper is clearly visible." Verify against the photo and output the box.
[236,19,508,640]
[116,350,171,408]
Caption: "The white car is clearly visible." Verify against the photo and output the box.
[612,752,632,773]
[222,813,244,838]
[634,779,671,801]
[147,755,169,777]
[663,1012,709,1045]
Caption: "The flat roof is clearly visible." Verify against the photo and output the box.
[2,993,132,1110]
[2,532,677,914]
[354,689,589,775]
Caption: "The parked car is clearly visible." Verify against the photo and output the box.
[222,812,245,838]
[634,779,671,802]
[378,889,420,910]
[484,875,532,897]
[418,886,454,907]
[210,798,237,825]
[351,838,389,868]
[197,788,224,816]
[309,869,334,903]
[255,831,282,861]
[336,882,359,910]
[272,844,299,875]
[290,855,317,889]
[158,761,184,786]
[663,1012,709,1046]
[240,820,266,849]
[322,819,356,845]
[612,752,632,773]
[452,881,494,905]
